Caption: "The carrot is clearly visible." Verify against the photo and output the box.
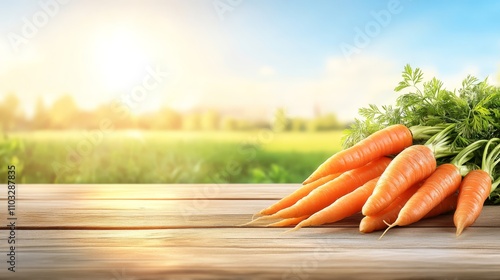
[267,157,391,219]
[362,124,456,216]
[379,139,487,237]
[292,177,380,230]
[424,192,458,218]
[359,187,456,233]
[380,163,462,238]
[454,170,491,236]
[266,216,309,227]
[303,124,412,184]
[454,138,500,236]
[362,145,436,216]
[359,182,421,233]
[259,173,341,216]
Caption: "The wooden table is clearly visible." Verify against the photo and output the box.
[1,184,499,279]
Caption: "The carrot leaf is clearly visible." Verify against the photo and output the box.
[343,64,500,203]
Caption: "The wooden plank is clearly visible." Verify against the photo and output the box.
[0,184,300,200]
[1,183,499,279]
[10,227,500,250]
[2,228,500,280]
[2,198,499,228]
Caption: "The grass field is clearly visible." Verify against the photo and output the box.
[1,130,344,184]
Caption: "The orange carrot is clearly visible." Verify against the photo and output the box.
[303,124,412,184]
[359,182,421,233]
[362,124,457,216]
[454,170,491,236]
[268,157,391,219]
[362,145,436,216]
[266,216,309,227]
[293,177,380,230]
[359,186,456,233]
[380,163,462,238]
[424,192,458,219]
[453,138,500,236]
[259,173,341,216]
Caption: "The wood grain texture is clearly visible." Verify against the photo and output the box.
[0,184,499,280]
[0,184,297,200]
[1,200,500,229]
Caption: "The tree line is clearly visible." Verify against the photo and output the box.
[0,93,346,132]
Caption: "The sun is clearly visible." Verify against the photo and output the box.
[92,27,150,91]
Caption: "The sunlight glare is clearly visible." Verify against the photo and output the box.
[92,28,150,91]
[124,129,144,141]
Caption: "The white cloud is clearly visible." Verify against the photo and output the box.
[190,55,405,123]
[259,66,275,77]
[284,57,496,122]
[494,64,500,86]
[420,65,483,90]
[321,55,401,118]
[0,42,8,76]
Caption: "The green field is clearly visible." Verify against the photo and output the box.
[1,130,344,184]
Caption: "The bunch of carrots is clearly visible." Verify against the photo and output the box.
[248,124,499,237]
[245,65,500,237]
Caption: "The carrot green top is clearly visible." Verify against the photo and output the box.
[343,64,500,204]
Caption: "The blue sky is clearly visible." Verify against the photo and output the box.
[219,0,500,77]
[0,0,499,121]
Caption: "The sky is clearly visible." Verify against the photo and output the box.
[0,0,499,122]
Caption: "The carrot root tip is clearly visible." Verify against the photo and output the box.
[378,220,396,240]
[237,216,274,227]
[251,212,263,221]
[265,219,287,227]
[281,226,300,235]
[236,221,255,227]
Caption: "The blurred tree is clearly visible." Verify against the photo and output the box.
[137,113,154,130]
[319,113,342,130]
[0,93,21,135]
[235,119,253,130]
[252,120,272,130]
[272,107,290,132]
[182,113,201,130]
[164,108,182,130]
[220,116,237,130]
[32,96,50,129]
[149,107,182,130]
[290,117,307,131]
[201,109,220,130]
[306,118,319,132]
[307,113,342,131]
[76,110,96,129]
[91,104,114,129]
[113,113,135,129]
[48,95,80,129]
